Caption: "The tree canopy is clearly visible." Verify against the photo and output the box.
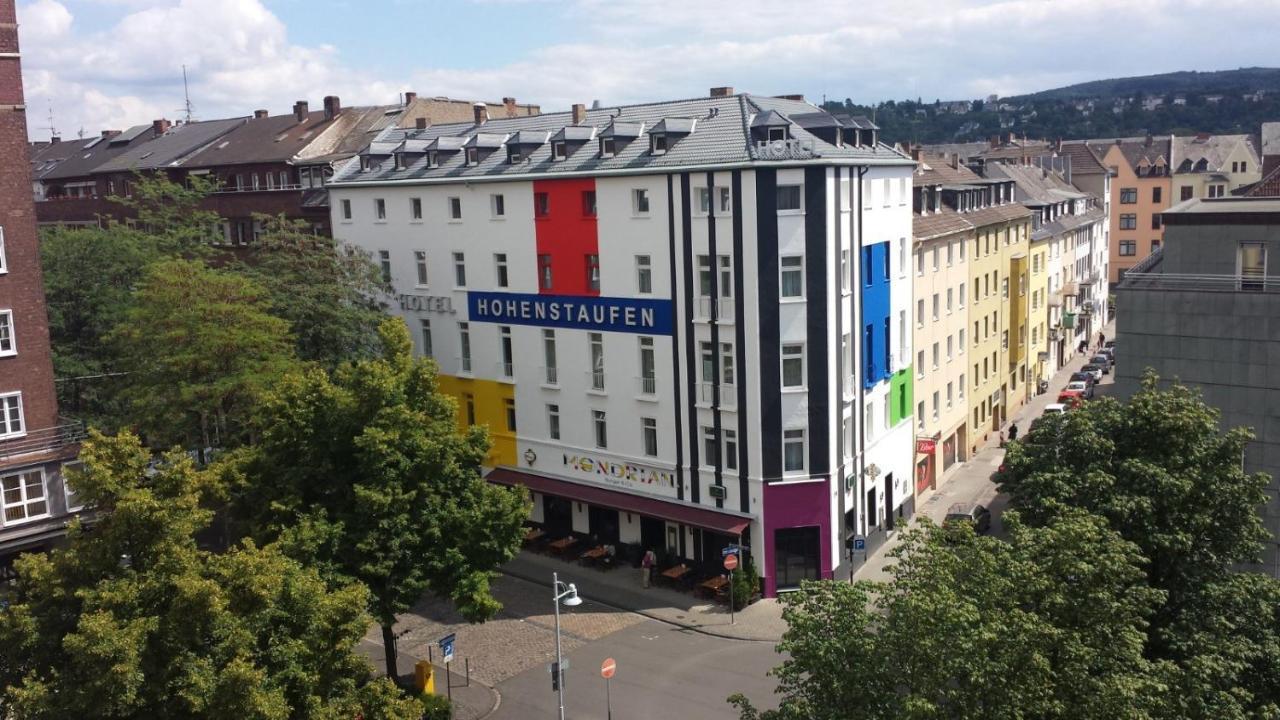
[0,431,422,720]
[230,318,528,679]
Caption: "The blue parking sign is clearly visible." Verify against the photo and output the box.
[853,536,866,551]
[439,633,456,664]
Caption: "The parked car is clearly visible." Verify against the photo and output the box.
[1081,364,1105,382]
[1098,347,1116,366]
[1104,340,1116,350]
[1065,380,1093,399]
[1043,403,1068,415]
[1057,389,1086,408]
[1070,371,1096,388]
[1090,355,1111,374]
[944,503,992,534]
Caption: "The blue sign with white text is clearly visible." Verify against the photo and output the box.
[467,292,674,335]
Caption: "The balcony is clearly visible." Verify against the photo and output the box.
[695,297,735,323]
[587,370,606,392]
[0,421,86,466]
[637,375,657,397]
[542,366,559,385]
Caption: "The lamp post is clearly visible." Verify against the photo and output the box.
[552,572,582,720]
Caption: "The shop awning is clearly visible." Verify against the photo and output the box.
[488,468,752,536]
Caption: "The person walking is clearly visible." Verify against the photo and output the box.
[1008,422,1019,442]
[641,548,656,588]
[1098,331,1106,349]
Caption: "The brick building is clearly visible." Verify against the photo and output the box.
[1,0,85,570]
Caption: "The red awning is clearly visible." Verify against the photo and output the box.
[488,468,752,536]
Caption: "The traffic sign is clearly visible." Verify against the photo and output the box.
[723,553,739,571]
[600,657,616,679]
[853,535,866,551]
[721,545,740,557]
[439,633,456,664]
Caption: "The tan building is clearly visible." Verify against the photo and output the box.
[1089,138,1172,283]
[1171,133,1260,202]
[910,155,976,495]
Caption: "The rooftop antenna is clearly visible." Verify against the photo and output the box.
[179,64,194,123]
[43,100,58,139]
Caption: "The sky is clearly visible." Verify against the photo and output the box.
[16,0,1280,141]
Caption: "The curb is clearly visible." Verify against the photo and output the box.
[498,566,780,645]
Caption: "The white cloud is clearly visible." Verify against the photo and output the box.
[17,0,1280,141]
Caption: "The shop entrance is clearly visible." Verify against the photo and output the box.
[587,505,620,545]
[773,526,820,589]
[542,495,573,537]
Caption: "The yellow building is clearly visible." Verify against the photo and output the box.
[436,373,518,467]
[1026,234,1052,389]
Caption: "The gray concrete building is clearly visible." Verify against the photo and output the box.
[1116,197,1280,574]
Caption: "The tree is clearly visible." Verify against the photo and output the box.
[231,318,529,680]
[109,259,298,456]
[108,172,223,254]
[233,214,389,368]
[0,431,423,720]
[40,224,161,425]
[731,513,1169,720]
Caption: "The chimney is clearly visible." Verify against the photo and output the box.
[50,135,61,144]
[152,119,171,137]
[293,101,309,123]
[503,96,517,116]
[415,117,428,130]
[473,102,488,125]
[910,146,923,162]
[1144,134,1153,147]
[323,96,341,121]
[949,152,959,169]
[774,94,805,102]
[101,129,120,139]
[404,92,417,106]
[254,109,269,119]
[709,86,734,97]
[989,135,1000,149]
[572,103,587,125]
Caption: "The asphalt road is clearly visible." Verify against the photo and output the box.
[488,618,781,720]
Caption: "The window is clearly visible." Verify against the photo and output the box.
[643,418,659,456]
[0,393,22,438]
[865,401,875,439]
[636,255,652,293]
[1120,187,1137,204]
[466,147,478,165]
[538,254,553,290]
[1119,214,1137,230]
[652,133,667,155]
[946,381,954,409]
[548,404,561,440]
[841,249,851,291]
[601,138,616,158]
[1242,161,1248,173]
[633,188,650,215]
[700,342,716,384]
[782,344,805,387]
[916,248,924,276]
[542,329,558,384]
[724,429,738,471]
[458,323,472,373]
[2,470,47,524]
[917,401,926,430]
[932,293,939,321]
[932,342,940,369]
[378,250,392,283]
[959,328,966,352]
[719,256,733,299]
[582,190,597,217]
[718,186,732,213]
[0,310,13,356]
[932,246,939,271]
[491,193,506,217]
[639,337,656,394]
[776,185,803,211]
[1209,184,1225,199]
[946,335,953,361]
[698,255,713,296]
[932,391,940,421]
[916,299,924,327]
[419,319,433,357]
[586,254,600,292]
[697,187,712,214]
[783,429,805,473]
[1181,186,1194,201]
[1151,215,1162,230]
[703,427,719,467]
[589,333,605,390]
[898,238,907,276]
[535,192,550,217]
[1152,187,1162,203]
[494,253,510,288]
[505,399,517,432]
[959,374,966,399]
[780,256,804,298]
[410,197,422,220]
[340,199,352,220]
[449,197,462,220]
[499,326,514,377]
[863,247,873,286]
[1151,239,1161,252]
[916,350,925,378]
[552,141,567,161]
[453,252,467,287]
[1119,240,1136,256]
[721,342,736,385]
[593,410,608,448]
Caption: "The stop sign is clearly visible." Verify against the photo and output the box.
[601,657,617,679]
[723,553,739,571]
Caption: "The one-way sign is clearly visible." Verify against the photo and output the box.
[721,545,740,557]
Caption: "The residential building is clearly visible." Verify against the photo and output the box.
[909,153,975,495]
[1116,197,1280,575]
[1089,137,1172,283]
[329,89,916,594]
[1170,133,1261,202]
[0,0,85,570]
[1261,122,1280,180]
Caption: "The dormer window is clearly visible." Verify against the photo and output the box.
[553,141,567,161]
[427,151,438,169]
[601,138,616,158]
[768,126,787,142]
[651,134,667,155]
[508,147,523,164]
[466,147,479,165]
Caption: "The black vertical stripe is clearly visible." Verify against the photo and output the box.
[756,169,781,482]
[667,175,684,501]
[805,166,829,475]
[707,171,723,509]
[855,166,868,534]
[732,170,749,513]
[834,167,846,533]
[681,173,700,504]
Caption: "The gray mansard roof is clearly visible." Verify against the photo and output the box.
[331,94,910,186]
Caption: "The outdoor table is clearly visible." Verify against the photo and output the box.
[581,545,607,561]
[524,528,546,543]
[549,536,579,554]
[661,564,691,582]
[698,575,730,599]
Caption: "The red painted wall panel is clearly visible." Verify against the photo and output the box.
[532,177,598,296]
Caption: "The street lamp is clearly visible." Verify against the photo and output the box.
[552,571,582,720]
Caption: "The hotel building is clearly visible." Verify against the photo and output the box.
[329,90,916,594]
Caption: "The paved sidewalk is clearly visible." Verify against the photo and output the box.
[357,637,500,720]
[501,550,785,642]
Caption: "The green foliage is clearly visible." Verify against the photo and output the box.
[0,431,422,720]
[418,693,452,720]
[108,259,298,455]
[232,214,389,369]
[730,556,760,611]
[108,172,223,254]
[231,318,529,678]
[732,514,1170,720]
